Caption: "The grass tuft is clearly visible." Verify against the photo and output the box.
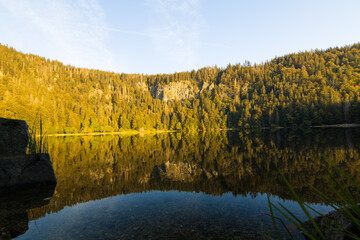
[267,161,360,239]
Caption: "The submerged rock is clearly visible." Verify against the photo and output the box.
[0,118,29,155]
[0,184,55,239]
[0,208,28,240]
[305,205,360,240]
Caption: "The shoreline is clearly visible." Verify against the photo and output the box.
[38,123,360,137]
[310,123,360,128]
[42,130,173,137]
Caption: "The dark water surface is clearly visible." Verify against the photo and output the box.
[9,129,360,239]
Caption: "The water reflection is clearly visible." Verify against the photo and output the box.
[0,185,55,239]
[15,129,360,239]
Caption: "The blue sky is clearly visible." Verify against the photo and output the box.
[0,0,359,74]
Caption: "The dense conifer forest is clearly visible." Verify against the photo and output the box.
[0,43,359,133]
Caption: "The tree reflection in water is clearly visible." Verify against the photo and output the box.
[3,129,354,239]
[28,129,360,221]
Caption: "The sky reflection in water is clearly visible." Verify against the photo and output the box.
[17,191,332,240]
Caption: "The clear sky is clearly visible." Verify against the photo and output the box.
[0,0,359,74]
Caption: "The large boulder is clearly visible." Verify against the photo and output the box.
[0,153,57,189]
[0,118,29,155]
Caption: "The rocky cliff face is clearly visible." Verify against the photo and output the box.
[149,81,215,102]
[150,81,197,101]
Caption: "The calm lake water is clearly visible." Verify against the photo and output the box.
[7,129,360,239]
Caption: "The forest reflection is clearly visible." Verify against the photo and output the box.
[28,129,360,221]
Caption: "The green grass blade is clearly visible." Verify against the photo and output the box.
[267,194,279,239]
[304,203,360,239]
[278,170,326,239]
[325,158,360,191]
[261,212,295,239]
[271,203,317,240]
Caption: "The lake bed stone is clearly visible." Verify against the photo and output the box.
[305,205,360,240]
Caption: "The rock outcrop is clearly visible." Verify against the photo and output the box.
[148,80,217,102]
[150,81,198,102]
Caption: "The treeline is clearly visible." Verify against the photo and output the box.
[27,129,360,220]
[0,43,360,133]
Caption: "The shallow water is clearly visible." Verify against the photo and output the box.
[17,192,333,240]
[6,129,360,239]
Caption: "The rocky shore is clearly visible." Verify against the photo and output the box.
[0,117,56,190]
[0,117,57,239]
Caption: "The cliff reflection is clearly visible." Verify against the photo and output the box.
[28,129,360,221]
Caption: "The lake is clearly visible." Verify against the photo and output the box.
[8,129,360,239]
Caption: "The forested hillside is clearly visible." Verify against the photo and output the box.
[0,43,359,133]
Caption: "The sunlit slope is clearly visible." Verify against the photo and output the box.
[0,43,360,133]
